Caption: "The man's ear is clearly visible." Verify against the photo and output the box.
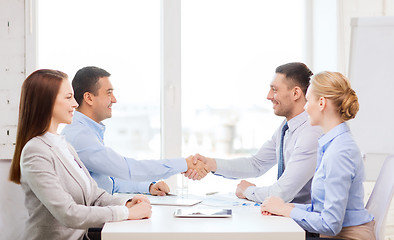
[83,92,94,106]
[293,86,302,101]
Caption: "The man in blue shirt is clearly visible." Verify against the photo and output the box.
[62,66,207,195]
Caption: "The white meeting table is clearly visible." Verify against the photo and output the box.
[102,193,305,240]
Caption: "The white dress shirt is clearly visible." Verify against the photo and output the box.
[214,111,322,203]
[45,132,92,196]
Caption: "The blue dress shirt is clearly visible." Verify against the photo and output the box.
[62,111,187,194]
[290,123,373,236]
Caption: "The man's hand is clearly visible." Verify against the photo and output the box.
[149,181,170,196]
[235,180,256,199]
[193,153,217,172]
[183,153,217,180]
[185,155,209,180]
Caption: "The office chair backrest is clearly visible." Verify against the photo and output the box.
[365,155,394,240]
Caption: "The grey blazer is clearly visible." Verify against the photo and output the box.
[20,134,128,240]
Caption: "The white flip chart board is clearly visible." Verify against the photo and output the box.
[348,16,394,155]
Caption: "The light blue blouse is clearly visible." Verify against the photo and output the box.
[290,122,373,236]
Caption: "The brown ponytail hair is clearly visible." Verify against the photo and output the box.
[311,71,359,121]
[9,69,67,184]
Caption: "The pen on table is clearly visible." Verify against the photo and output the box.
[206,191,218,195]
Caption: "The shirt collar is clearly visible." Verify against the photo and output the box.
[73,111,106,140]
[286,111,308,133]
[318,122,350,148]
[44,131,67,146]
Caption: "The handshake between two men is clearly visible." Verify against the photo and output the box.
[184,153,216,180]
[153,153,256,201]
[183,153,256,200]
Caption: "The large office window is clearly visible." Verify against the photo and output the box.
[181,0,306,193]
[38,0,161,159]
[37,0,307,192]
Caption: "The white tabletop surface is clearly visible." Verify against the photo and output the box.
[102,193,305,240]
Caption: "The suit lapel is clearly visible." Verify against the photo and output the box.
[38,135,89,205]
[67,143,94,204]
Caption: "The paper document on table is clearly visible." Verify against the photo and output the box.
[201,193,261,207]
[116,193,202,206]
[174,208,232,218]
[149,196,202,206]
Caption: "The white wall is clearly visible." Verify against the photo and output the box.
[0,0,29,239]
[0,0,25,159]
[340,0,394,75]
[311,0,394,74]
[0,161,28,240]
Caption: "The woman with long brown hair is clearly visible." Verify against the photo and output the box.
[9,69,152,240]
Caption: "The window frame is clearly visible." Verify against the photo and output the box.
[26,0,312,190]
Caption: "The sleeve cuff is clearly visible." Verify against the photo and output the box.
[293,203,310,211]
[290,205,308,222]
[213,159,237,179]
[244,186,257,202]
[140,182,153,194]
[121,206,129,220]
[214,158,227,175]
[170,157,188,173]
[111,205,130,222]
